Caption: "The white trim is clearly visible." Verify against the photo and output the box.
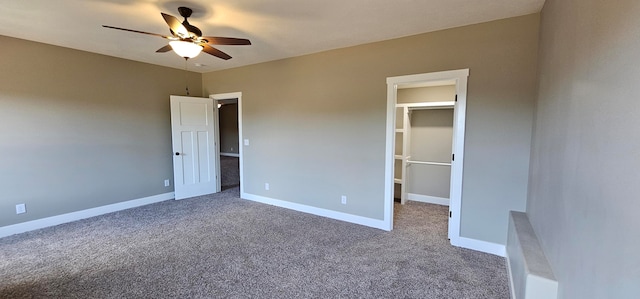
[450,236,506,257]
[211,92,243,195]
[213,98,222,192]
[449,72,468,241]
[384,77,397,231]
[211,92,241,100]
[220,152,240,157]
[506,252,518,299]
[407,193,449,206]
[0,192,174,239]
[400,106,410,204]
[385,69,468,241]
[241,192,390,231]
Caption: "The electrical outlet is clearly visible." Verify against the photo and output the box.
[16,203,26,214]
[341,195,347,205]
[265,183,270,191]
[164,179,170,187]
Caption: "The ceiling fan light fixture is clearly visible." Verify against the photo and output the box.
[169,41,203,58]
[104,7,250,61]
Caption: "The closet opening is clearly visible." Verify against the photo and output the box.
[212,92,244,194]
[216,98,239,190]
[395,95,454,206]
[385,69,468,244]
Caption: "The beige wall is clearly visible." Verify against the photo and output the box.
[0,35,202,227]
[528,0,640,297]
[219,103,239,154]
[202,14,539,244]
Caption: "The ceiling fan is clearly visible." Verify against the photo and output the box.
[103,7,251,60]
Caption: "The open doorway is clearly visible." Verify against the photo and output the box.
[385,69,468,244]
[217,98,239,190]
[212,92,243,193]
[394,85,455,206]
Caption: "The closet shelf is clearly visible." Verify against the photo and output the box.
[396,101,455,110]
[407,160,451,166]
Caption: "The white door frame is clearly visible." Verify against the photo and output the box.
[211,92,243,195]
[384,69,468,242]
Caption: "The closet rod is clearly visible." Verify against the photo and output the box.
[407,160,451,166]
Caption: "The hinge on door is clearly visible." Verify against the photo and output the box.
[452,154,455,161]
[455,94,458,102]
[449,211,452,218]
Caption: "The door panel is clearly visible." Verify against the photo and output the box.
[197,131,211,182]
[179,102,209,126]
[170,96,218,200]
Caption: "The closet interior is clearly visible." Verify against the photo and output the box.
[394,84,455,206]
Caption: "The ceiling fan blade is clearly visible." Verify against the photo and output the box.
[155,44,173,53]
[102,25,172,39]
[202,44,232,60]
[201,37,252,46]
[161,13,190,37]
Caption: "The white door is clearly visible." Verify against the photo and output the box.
[170,95,218,200]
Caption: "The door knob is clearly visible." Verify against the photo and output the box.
[175,152,181,156]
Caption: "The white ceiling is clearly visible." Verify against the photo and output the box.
[0,0,544,73]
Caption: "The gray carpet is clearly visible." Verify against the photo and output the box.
[0,187,509,298]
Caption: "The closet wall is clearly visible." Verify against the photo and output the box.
[219,103,239,155]
[408,109,453,198]
[395,85,456,203]
[398,85,456,104]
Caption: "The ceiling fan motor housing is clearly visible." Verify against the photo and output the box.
[177,7,202,37]
[178,7,193,18]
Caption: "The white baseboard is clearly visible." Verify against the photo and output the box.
[407,193,449,206]
[241,192,389,230]
[450,236,506,257]
[506,251,517,299]
[239,192,505,257]
[0,192,175,239]
[220,152,240,157]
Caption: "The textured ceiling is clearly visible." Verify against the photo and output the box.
[0,0,545,73]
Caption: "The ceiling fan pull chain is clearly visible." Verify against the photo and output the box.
[184,57,190,96]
